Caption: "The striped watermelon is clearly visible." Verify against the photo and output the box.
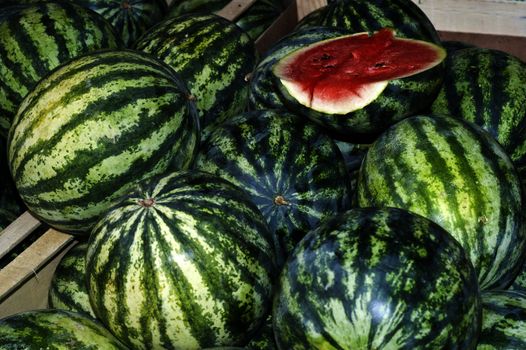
[299,0,441,44]
[430,47,526,179]
[167,0,284,40]
[49,242,96,319]
[7,49,200,235]
[0,3,31,21]
[0,1,121,138]
[441,40,475,55]
[246,314,277,350]
[194,109,352,259]
[86,170,277,349]
[0,309,127,349]
[335,140,370,195]
[271,28,446,142]
[357,114,525,290]
[135,13,257,139]
[249,26,348,112]
[477,290,526,349]
[273,207,481,349]
[508,260,526,294]
[68,0,168,47]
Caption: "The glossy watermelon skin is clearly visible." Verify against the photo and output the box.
[195,110,352,260]
[430,47,526,179]
[0,1,121,138]
[298,0,440,44]
[86,170,277,350]
[49,242,96,319]
[274,207,481,349]
[249,26,348,112]
[167,0,284,40]
[477,290,526,349]
[7,49,199,235]
[357,114,525,290]
[0,309,128,349]
[135,13,257,139]
[71,0,167,47]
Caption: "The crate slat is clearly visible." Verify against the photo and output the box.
[216,0,257,21]
[297,0,327,19]
[0,212,42,261]
[255,0,299,53]
[411,0,526,37]
[0,228,76,319]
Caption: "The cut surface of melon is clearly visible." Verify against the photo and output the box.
[273,28,446,115]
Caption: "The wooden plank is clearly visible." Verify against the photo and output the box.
[297,0,327,19]
[411,0,526,37]
[0,240,76,318]
[440,31,526,61]
[255,0,299,53]
[215,0,257,21]
[0,212,41,261]
[0,228,76,304]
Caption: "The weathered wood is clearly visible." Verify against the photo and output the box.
[297,0,327,19]
[0,228,76,318]
[0,212,41,261]
[215,0,257,21]
[411,0,526,37]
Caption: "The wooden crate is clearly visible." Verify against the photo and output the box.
[0,213,76,319]
[411,0,526,61]
[1,0,524,321]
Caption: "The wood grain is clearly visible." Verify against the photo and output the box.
[0,212,41,261]
[215,0,257,21]
[411,0,526,37]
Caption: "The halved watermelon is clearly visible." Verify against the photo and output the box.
[272,28,446,141]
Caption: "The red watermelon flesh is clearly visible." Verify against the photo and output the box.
[273,28,446,114]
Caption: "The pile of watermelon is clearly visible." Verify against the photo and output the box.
[0,0,526,348]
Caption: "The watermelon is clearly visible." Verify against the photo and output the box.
[7,49,200,235]
[273,207,481,349]
[272,28,446,142]
[135,13,257,139]
[245,314,277,350]
[194,109,352,259]
[430,47,526,179]
[335,140,370,196]
[0,3,32,21]
[49,242,96,319]
[249,25,349,112]
[441,40,475,55]
[0,309,128,349]
[0,1,121,138]
[86,170,277,349]
[357,114,525,290]
[299,0,441,45]
[68,0,167,47]
[477,290,526,349]
[508,260,526,294]
[167,0,284,40]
